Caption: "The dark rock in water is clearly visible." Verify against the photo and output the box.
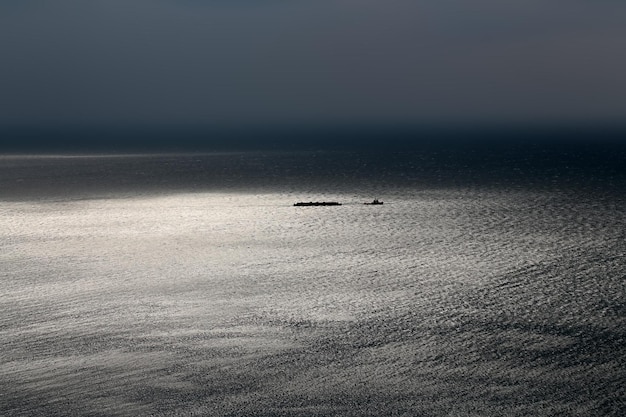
[294,201,341,206]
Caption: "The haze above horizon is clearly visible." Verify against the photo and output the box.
[1,1,626,128]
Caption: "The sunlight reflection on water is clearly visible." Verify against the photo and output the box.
[1,177,625,415]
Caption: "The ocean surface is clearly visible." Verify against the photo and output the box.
[1,137,625,416]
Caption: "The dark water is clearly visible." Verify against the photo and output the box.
[1,134,625,416]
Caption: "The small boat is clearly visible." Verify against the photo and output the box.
[294,201,341,206]
[364,199,383,205]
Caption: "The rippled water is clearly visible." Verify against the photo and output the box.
[1,151,625,416]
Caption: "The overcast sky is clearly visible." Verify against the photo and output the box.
[1,0,626,127]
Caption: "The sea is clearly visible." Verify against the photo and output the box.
[1,128,625,416]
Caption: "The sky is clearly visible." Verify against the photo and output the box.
[1,0,626,127]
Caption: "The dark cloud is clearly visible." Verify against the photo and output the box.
[1,1,625,126]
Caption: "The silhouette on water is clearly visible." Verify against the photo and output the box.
[294,201,342,206]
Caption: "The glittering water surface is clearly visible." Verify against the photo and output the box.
[1,152,625,416]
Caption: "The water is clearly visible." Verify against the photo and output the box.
[1,146,625,416]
